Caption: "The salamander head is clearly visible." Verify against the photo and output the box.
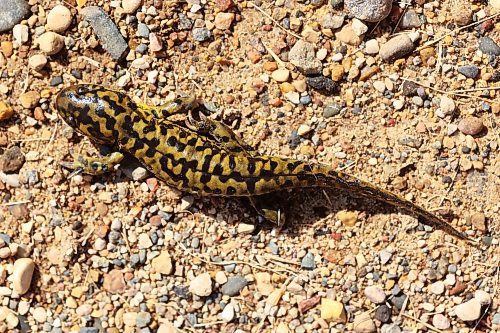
[56,84,127,144]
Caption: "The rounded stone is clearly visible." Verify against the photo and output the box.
[37,32,65,55]
[11,258,35,295]
[122,0,142,14]
[458,117,484,136]
[271,69,290,82]
[455,298,481,321]
[379,34,415,62]
[46,5,72,33]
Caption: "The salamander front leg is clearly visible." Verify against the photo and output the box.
[186,111,256,154]
[61,152,124,175]
[137,96,197,119]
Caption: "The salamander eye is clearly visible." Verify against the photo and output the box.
[76,86,88,95]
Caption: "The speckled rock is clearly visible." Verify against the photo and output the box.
[344,0,392,22]
[0,0,30,32]
[81,6,128,60]
[478,37,500,56]
[289,40,322,75]
[458,117,484,136]
[189,272,212,297]
[0,146,25,173]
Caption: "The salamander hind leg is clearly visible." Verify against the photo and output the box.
[61,152,124,175]
[186,111,256,154]
[249,196,286,229]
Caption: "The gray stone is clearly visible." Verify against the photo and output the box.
[289,40,322,75]
[192,28,211,42]
[301,252,315,270]
[381,324,402,333]
[478,37,500,56]
[323,103,342,118]
[375,304,391,323]
[136,312,151,328]
[0,0,29,32]
[492,313,500,325]
[321,14,345,29]
[221,276,247,296]
[345,0,392,22]
[400,10,421,29]
[137,23,149,38]
[458,65,479,78]
[81,6,128,60]
[379,34,415,62]
[379,250,392,265]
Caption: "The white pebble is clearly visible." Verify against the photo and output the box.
[455,298,481,321]
[189,272,212,297]
[474,290,491,305]
[32,307,47,323]
[13,24,29,44]
[219,303,235,322]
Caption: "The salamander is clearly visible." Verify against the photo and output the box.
[55,84,473,243]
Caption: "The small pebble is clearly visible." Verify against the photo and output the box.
[432,314,450,330]
[301,252,315,270]
[46,5,72,33]
[458,65,479,79]
[189,272,212,297]
[353,312,376,332]
[478,36,500,56]
[320,298,346,322]
[271,69,290,82]
[11,258,35,295]
[37,32,65,55]
[379,34,415,62]
[458,117,484,136]
[219,303,235,322]
[221,276,247,296]
[122,0,142,14]
[81,6,128,60]
[364,286,386,304]
[289,40,322,75]
[28,54,47,71]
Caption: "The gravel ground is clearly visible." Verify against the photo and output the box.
[0,0,499,332]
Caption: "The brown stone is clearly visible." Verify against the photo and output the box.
[449,281,467,296]
[458,117,484,136]
[0,146,25,173]
[299,295,320,314]
[470,212,486,232]
[103,269,126,293]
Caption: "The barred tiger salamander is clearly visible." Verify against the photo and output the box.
[55,84,473,242]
